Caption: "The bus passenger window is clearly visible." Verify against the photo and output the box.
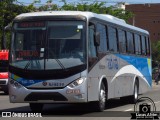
[88,24,97,68]
[141,36,146,55]
[108,26,118,52]
[96,23,107,53]
[134,34,141,55]
[88,25,96,58]
[127,32,134,54]
[118,29,126,53]
[146,37,150,56]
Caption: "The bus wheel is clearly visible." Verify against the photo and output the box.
[3,90,9,95]
[94,82,106,112]
[130,81,139,103]
[29,103,44,112]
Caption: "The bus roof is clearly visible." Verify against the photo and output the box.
[15,11,149,35]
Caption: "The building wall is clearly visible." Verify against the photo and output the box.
[126,4,160,41]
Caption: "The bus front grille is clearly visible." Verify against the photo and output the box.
[24,92,68,101]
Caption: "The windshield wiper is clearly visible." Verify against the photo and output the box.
[24,60,41,70]
[55,59,65,70]
[24,60,31,70]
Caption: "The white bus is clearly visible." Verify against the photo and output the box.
[8,11,151,112]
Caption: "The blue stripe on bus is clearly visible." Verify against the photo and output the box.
[116,54,152,86]
[11,74,43,87]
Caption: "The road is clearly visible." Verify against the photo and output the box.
[0,82,160,120]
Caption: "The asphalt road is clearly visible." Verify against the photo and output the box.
[0,82,160,120]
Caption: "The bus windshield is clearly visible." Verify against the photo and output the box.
[11,21,86,70]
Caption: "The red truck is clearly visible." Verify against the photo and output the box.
[0,50,9,94]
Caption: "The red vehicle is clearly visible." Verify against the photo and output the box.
[0,50,9,94]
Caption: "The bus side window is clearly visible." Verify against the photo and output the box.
[108,26,118,52]
[118,29,126,53]
[134,34,141,55]
[126,32,134,54]
[88,23,97,68]
[96,23,107,53]
[146,36,150,56]
[141,35,146,56]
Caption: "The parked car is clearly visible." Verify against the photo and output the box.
[0,50,9,94]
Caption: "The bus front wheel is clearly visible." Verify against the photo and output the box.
[29,103,44,112]
[94,82,106,112]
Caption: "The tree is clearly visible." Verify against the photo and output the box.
[37,2,133,22]
[0,1,134,49]
[0,0,37,49]
[61,2,133,22]
[152,41,160,63]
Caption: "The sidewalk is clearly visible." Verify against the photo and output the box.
[152,80,160,90]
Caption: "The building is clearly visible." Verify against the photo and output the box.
[112,2,126,10]
[126,4,160,41]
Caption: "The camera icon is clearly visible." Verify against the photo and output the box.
[139,103,151,114]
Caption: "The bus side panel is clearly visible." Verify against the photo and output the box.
[87,54,152,101]
[117,54,152,95]
[87,54,117,101]
[107,54,134,98]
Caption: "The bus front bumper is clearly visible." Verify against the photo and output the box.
[9,79,87,103]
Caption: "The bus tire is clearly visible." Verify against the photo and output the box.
[2,85,9,95]
[3,89,9,95]
[130,80,139,103]
[29,103,44,112]
[94,82,106,112]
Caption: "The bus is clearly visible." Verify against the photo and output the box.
[0,50,9,94]
[8,11,151,112]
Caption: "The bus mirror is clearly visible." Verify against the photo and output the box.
[5,24,11,31]
[94,32,100,46]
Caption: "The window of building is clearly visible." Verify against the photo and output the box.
[126,32,134,54]
[96,23,107,53]
[108,26,118,52]
[118,29,126,53]
[134,34,141,55]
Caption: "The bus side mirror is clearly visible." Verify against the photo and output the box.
[5,24,11,31]
[1,24,12,49]
[94,32,100,46]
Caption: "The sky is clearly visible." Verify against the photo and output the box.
[16,0,160,6]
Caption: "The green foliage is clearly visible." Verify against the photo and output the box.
[0,1,134,49]
[60,2,133,22]
[0,0,36,49]
[152,41,160,63]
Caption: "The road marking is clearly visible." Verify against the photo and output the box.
[124,108,133,111]
[123,101,160,112]
[154,101,160,104]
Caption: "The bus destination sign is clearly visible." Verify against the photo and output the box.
[18,22,45,28]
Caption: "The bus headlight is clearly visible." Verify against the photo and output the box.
[10,79,22,88]
[68,78,85,88]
